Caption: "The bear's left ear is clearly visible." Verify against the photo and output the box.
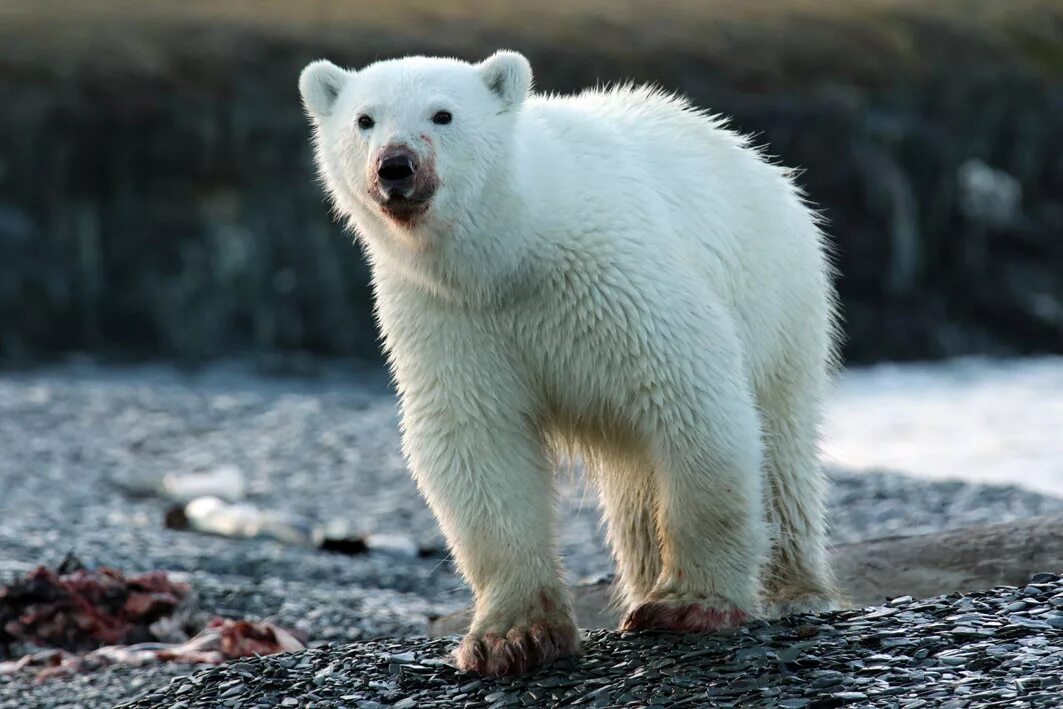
[300,59,351,119]
[477,51,532,110]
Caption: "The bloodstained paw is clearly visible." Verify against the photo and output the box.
[453,619,579,676]
[621,600,749,633]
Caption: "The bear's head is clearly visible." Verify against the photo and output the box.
[300,51,532,238]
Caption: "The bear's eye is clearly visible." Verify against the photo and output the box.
[357,115,375,130]
[432,110,452,125]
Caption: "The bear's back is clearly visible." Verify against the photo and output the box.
[514,84,832,386]
[522,85,755,183]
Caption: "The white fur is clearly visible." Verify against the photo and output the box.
[301,51,840,657]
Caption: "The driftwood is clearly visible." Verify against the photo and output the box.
[429,513,1063,636]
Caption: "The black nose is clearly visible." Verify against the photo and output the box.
[378,154,417,190]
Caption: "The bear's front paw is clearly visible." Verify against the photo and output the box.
[453,618,579,676]
[621,596,750,634]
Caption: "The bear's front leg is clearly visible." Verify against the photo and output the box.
[397,362,577,676]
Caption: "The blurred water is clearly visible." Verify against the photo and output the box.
[823,356,1063,496]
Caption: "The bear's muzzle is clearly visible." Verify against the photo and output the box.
[370,144,439,225]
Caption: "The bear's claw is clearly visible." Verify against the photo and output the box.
[454,619,579,676]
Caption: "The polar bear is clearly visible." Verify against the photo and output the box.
[300,50,841,676]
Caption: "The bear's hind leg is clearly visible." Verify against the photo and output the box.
[621,381,770,634]
[759,370,842,617]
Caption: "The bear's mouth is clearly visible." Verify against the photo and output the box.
[370,179,437,225]
[378,194,432,223]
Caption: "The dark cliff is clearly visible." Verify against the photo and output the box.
[1,0,1061,363]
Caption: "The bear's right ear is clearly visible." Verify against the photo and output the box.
[477,51,532,111]
[299,60,351,119]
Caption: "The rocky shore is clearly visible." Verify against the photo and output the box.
[120,576,1063,709]
[1,362,1062,707]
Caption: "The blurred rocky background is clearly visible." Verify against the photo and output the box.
[1,0,1061,365]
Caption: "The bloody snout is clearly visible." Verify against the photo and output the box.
[377,147,418,197]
